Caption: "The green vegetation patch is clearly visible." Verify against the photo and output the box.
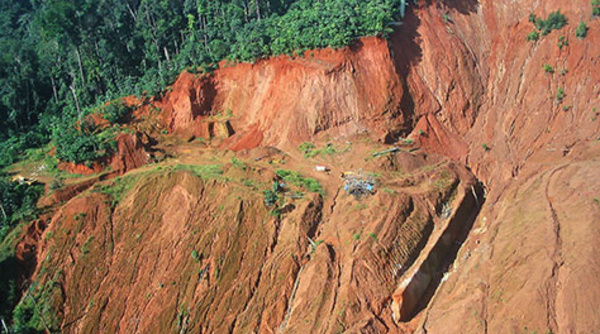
[593,0,600,16]
[93,174,140,208]
[0,179,44,243]
[276,169,324,195]
[171,164,224,180]
[557,35,568,49]
[230,157,247,171]
[299,142,341,158]
[576,21,588,39]
[556,87,565,102]
[101,101,135,124]
[526,30,540,41]
[529,11,568,36]
[11,272,64,333]
[52,120,117,167]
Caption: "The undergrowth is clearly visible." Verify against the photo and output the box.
[93,175,140,208]
[11,271,63,333]
[298,142,343,159]
[170,164,224,180]
[529,11,568,36]
[276,169,324,195]
[527,11,567,42]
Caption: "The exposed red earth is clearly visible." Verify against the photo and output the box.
[9,0,600,333]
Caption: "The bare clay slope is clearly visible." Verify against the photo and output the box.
[147,2,600,330]
[30,150,480,333]
[14,1,600,333]
[156,37,406,149]
[392,1,600,333]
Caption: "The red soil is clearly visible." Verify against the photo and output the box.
[11,0,600,333]
[154,37,405,150]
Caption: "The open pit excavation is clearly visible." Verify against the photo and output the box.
[1,0,600,333]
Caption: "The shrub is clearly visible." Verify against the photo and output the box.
[543,64,554,73]
[230,157,247,170]
[593,0,600,16]
[527,30,540,41]
[276,169,324,195]
[298,142,316,157]
[323,143,337,155]
[263,190,279,207]
[576,21,588,39]
[528,11,567,40]
[191,250,200,262]
[102,101,133,124]
[52,121,116,166]
[0,179,43,242]
[11,275,63,332]
[298,142,338,158]
[171,164,223,180]
[94,174,140,208]
[557,36,568,49]
[80,236,94,255]
[556,87,565,102]
[534,11,568,36]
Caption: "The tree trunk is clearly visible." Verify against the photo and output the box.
[164,46,171,64]
[255,0,261,21]
[202,16,209,50]
[75,47,85,87]
[126,2,138,22]
[1,318,10,334]
[0,201,7,220]
[50,77,59,105]
[69,82,83,124]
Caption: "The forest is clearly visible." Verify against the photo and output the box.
[0,0,408,168]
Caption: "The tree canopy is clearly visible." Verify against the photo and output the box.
[0,0,409,167]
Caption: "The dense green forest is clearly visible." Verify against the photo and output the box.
[0,0,409,169]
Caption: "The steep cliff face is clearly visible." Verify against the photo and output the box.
[398,0,600,187]
[11,0,600,333]
[157,37,406,149]
[395,1,600,333]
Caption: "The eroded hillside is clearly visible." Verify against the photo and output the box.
[3,0,600,333]
[13,141,479,334]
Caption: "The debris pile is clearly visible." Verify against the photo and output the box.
[342,171,376,199]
